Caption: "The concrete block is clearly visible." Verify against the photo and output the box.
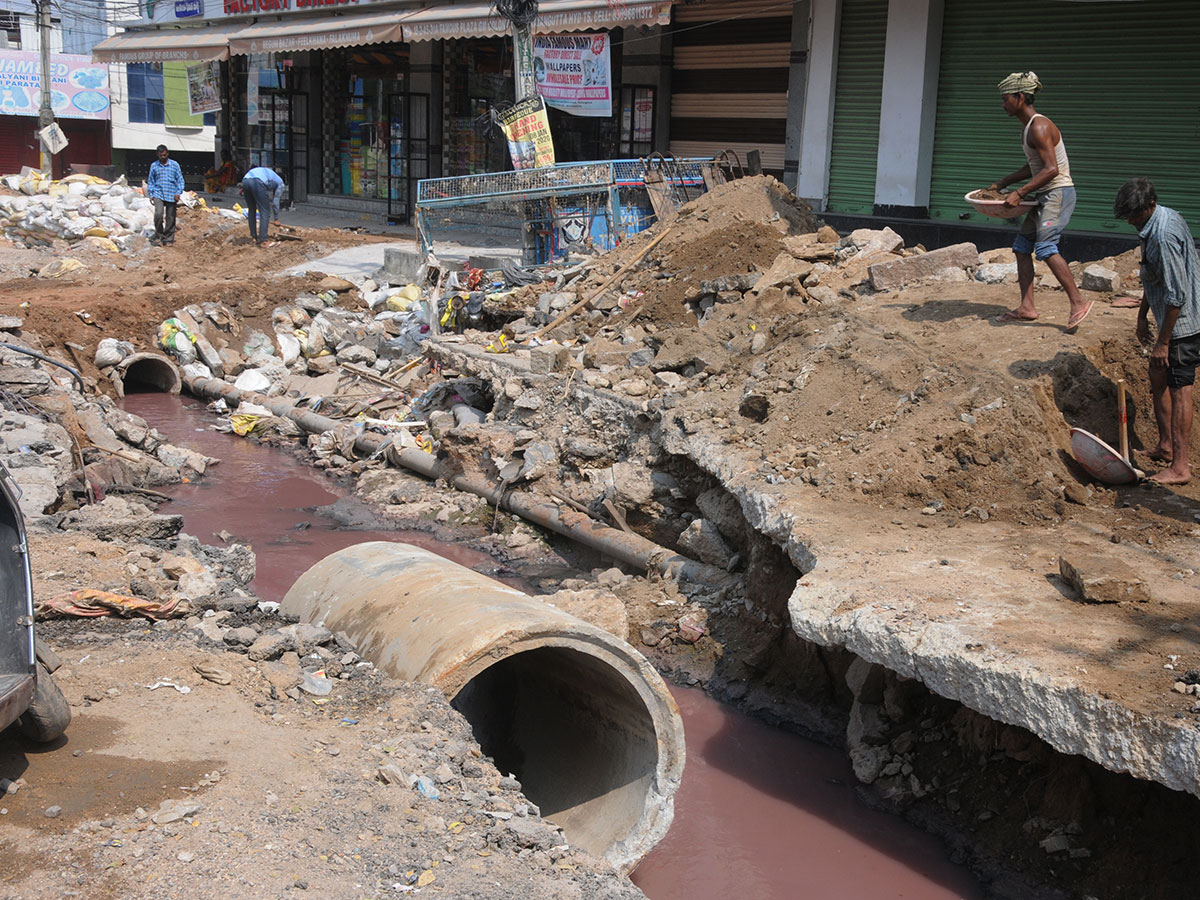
[374,247,420,284]
[868,242,979,291]
[1081,264,1121,293]
[846,226,904,258]
[1059,554,1149,604]
[529,343,569,374]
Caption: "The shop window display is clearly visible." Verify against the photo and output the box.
[332,47,409,199]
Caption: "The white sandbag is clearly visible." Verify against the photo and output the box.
[275,331,301,365]
[233,369,272,393]
[181,362,212,380]
[94,338,134,368]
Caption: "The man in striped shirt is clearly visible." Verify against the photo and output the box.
[147,143,184,246]
[1114,178,1200,485]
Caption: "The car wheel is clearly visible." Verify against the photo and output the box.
[16,663,70,742]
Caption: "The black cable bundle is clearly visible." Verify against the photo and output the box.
[492,0,539,28]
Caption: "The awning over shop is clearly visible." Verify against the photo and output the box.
[91,21,245,64]
[228,9,407,55]
[401,0,673,42]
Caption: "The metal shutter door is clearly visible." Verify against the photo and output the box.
[825,0,888,213]
[929,0,1200,233]
[669,0,792,173]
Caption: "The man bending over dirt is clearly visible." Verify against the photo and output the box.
[987,71,1092,332]
[1114,178,1200,485]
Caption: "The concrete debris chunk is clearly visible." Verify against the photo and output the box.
[1059,554,1150,604]
[1081,264,1121,293]
[975,262,1019,284]
[677,518,736,570]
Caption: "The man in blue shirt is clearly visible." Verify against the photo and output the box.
[240,166,284,246]
[1114,178,1200,485]
[146,143,184,246]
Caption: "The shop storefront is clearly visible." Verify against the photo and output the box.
[0,48,112,177]
[94,0,673,222]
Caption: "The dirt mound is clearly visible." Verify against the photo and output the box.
[578,175,820,329]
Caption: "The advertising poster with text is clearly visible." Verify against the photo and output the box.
[186,60,222,115]
[533,33,611,117]
[499,97,555,170]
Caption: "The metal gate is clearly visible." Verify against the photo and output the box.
[385,92,430,224]
[255,89,308,206]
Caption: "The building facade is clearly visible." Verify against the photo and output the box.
[0,0,111,176]
[796,0,1200,246]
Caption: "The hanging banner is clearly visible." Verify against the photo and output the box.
[533,33,611,117]
[498,96,556,170]
[186,60,222,115]
[246,68,260,124]
[0,50,110,120]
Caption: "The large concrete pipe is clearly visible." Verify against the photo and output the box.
[282,541,685,873]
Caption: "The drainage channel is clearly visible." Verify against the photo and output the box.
[123,392,984,899]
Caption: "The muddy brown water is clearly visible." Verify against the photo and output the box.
[125,393,983,899]
[122,393,511,601]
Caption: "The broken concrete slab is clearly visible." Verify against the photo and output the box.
[868,242,979,291]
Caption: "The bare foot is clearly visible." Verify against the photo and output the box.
[995,308,1038,322]
[1149,468,1191,485]
[1145,447,1173,463]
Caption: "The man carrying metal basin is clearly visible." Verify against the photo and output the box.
[987,71,1092,332]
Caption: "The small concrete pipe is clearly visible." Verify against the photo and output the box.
[283,541,686,873]
[115,353,181,397]
[184,373,727,584]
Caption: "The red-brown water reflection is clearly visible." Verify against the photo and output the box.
[632,686,983,900]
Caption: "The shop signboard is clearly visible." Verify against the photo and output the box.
[533,33,610,117]
[0,50,110,120]
[186,60,222,115]
[498,97,555,170]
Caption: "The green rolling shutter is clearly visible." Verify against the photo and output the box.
[929,0,1200,234]
[826,0,888,214]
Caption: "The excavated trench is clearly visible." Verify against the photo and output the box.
[123,390,993,897]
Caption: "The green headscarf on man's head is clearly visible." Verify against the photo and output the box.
[997,71,1042,95]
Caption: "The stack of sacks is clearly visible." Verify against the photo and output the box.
[0,171,155,251]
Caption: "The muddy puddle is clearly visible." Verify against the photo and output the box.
[125,392,983,900]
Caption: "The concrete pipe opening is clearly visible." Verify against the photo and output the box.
[117,353,181,395]
[282,541,685,873]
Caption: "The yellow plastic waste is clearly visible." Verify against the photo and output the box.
[38,258,85,278]
[231,414,264,436]
[47,183,68,198]
[62,173,109,185]
[485,333,510,354]
[83,226,109,238]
